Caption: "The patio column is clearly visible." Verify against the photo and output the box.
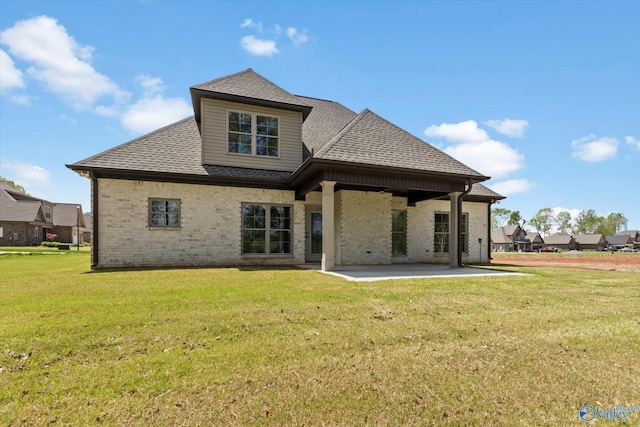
[449,191,462,268]
[321,180,337,272]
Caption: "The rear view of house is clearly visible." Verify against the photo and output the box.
[67,69,504,270]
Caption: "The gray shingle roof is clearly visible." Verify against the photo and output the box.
[466,183,505,199]
[53,204,85,227]
[313,109,488,179]
[192,68,310,110]
[0,185,46,223]
[606,235,632,245]
[491,227,512,244]
[68,117,290,182]
[573,234,605,245]
[298,96,358,157]
[544,232,573,245]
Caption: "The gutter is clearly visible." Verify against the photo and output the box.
[458,178,473,267]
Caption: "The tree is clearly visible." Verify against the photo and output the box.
[491,208,511,230]
[606,212,627,233]
[508,211,522,225]
[574,209,603,234]
[0,176,28,195]
[556,211,573,234]
[530,208,554,237]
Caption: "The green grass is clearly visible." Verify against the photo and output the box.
[1,254,639,426]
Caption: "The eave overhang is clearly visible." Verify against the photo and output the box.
[189,88,313,129]
[65,165,291,191]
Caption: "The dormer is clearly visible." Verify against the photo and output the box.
[190,69,312,172]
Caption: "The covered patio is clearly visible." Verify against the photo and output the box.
[300,262,524,282]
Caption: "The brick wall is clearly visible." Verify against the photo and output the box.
[95,179,306,268]
[0,222,42,246]
[94,179,490,268]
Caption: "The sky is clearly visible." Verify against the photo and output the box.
[1,0,639,231]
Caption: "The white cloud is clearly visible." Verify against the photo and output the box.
[94,105,120,117]
[424,120,490,144]
[484,118,529,138]
[571,134,618,162]
[489,179,534,196]
[287,27,309,45]
[0,160,53,197]
[425,120,525,178]
[0,48,25,91]
[9,94,30,105]
[121,95,191,134]
[444,140,524,179]
[240,35,278,57]
[136,74,165,96]
[625,136,640,151]
[0,15,129,109]
[274,25,282,35]
[240,18,263,33]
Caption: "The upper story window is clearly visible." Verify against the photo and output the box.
[149,199,181,228]
[228,111,279,158]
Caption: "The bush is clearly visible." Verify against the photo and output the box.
[41,241,60,247]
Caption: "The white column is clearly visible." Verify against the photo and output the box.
[449,192,462,268]
[321,181,337,271]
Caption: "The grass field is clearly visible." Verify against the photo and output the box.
[1,252,639,425]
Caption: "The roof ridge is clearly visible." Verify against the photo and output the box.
[190,68,254,90]
[315,109,371,158]
[69,116,194,167]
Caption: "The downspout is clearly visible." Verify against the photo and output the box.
[458,178,473,267]
[91,173,99,268]
[488,198,495,262]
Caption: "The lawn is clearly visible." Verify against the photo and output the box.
[1,252,639,426]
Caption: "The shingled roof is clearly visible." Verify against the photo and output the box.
[311,109,487,179]
[0,187,45,223]
[70,69,502,198]
[191,69,312,122]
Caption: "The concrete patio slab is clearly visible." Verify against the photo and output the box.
[300,263,524,282]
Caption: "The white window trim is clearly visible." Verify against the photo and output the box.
[226,109,281,159]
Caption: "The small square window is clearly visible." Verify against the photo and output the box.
[149,199,181,228]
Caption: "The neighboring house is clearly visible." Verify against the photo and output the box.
[67,69,504,270]
[573,233,607,251]
[52,203,86,245]
[0,182,86,246]
[544,232,576,251]
[605,234,633,249]
[615,230,640,249]
[525,231,545,252]
[490,224,530,252]
[83,212,93,243]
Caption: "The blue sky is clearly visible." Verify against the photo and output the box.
[1,0,639,231]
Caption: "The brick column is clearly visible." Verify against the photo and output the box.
[321,181,337,271]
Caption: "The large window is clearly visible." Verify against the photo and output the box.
[434,212,468,254]
[149,199,181,228]
[228,111,279,157]
[242,204,292,255]
[392,210,407,256]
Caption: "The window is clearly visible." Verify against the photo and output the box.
[149,199,181,228]
[392,210,407,256]
[228,111,279,157]
[242,204,292,255]
[434,212,468,253]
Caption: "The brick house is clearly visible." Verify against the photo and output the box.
[67,69,504,270]
[573,233,607,251]
[0,182,86,246]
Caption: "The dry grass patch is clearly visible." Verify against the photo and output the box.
[1,255,639,425]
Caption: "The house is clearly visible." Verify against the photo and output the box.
[83,212,93,243]
[491,224,530,252]
[0,182,86,246]
[67,69,504,270]
[615,230,640,249]
[543,232,576,251]
[573,233,606,251]
[525,231,545,252]
[605,234,632,250]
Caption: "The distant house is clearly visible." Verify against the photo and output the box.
[544,232,576,251]
[605,234,633,249]
[525,231,545,252]
[615,230,640,249]
[83,212,93,243]
[0,182,86,246]
[491,224,530,252]
[573,233,606,251]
